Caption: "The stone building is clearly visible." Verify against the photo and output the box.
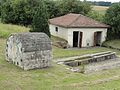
[49,13,109,48]
[5,33,52,70]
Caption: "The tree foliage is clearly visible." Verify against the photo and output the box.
[44,0,60,19]
[104,3,120,40]
[58,0,91,15]
[1,0,39,25]
[1,0,91,25]
[0,0,1,17]
[30,0,51,37]
[1,0,13,23]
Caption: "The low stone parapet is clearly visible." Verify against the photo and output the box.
[63,51,117,67]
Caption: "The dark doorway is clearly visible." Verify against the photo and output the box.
[94,32,102,46]
[73,31,83,47]
[79,32,83,48]
[73,31,79,47]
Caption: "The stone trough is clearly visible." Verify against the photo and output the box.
[5,33,52,70]
[56,51,119,73]
[64,51,116,67]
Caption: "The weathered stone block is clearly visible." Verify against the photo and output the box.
[5,33,52,70]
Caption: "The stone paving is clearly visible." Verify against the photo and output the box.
[85,58,120,73]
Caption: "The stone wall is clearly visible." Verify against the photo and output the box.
[64,51,116,67]
[6,33,52,70]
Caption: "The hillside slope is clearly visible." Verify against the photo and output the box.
[92,6,109,14]
[103,40,120,50]
[0,23,29,38]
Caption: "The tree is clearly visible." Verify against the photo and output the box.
[30,0,51,37]
[1,0,91,25]
[1,0,14,23]
[44,0,60,19]
[0,0,1,17]
[1,0,39,25]
[104,3,120,40]
[58,0,91,15]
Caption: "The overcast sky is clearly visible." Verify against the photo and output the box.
[85,0,120,3]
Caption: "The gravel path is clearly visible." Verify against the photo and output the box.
[85,58,120,73]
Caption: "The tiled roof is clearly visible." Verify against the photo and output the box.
[49,13,109,28]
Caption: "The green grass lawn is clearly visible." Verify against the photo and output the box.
[103,39,120,49]
[53,46,120,59]
[0,23,29,38]
[1,23,120,90]
[1,39,120,90]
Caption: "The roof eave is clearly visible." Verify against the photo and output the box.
[49,23,109,28]
[68,26,109,28]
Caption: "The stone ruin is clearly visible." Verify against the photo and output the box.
[5,33,52,70]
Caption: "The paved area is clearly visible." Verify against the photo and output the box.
[85,58,120,73]
[66,46,102,50]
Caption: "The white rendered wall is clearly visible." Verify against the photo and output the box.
[49,24,107,48]
[68,28,107,47]
[49,24,68,41]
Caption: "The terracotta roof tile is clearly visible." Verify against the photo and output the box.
[49,13,109,28]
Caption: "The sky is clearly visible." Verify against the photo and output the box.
[85,0,120,3]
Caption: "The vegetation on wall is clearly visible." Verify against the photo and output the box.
[104,3,120,40]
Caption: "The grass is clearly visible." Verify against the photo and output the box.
[51,36,67,42]
[92,5,109,15]
[103,39,120,49]
[1,23,120,89]
[0,23,29,38]
[1,39,120,90]
[53,46,120,59]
